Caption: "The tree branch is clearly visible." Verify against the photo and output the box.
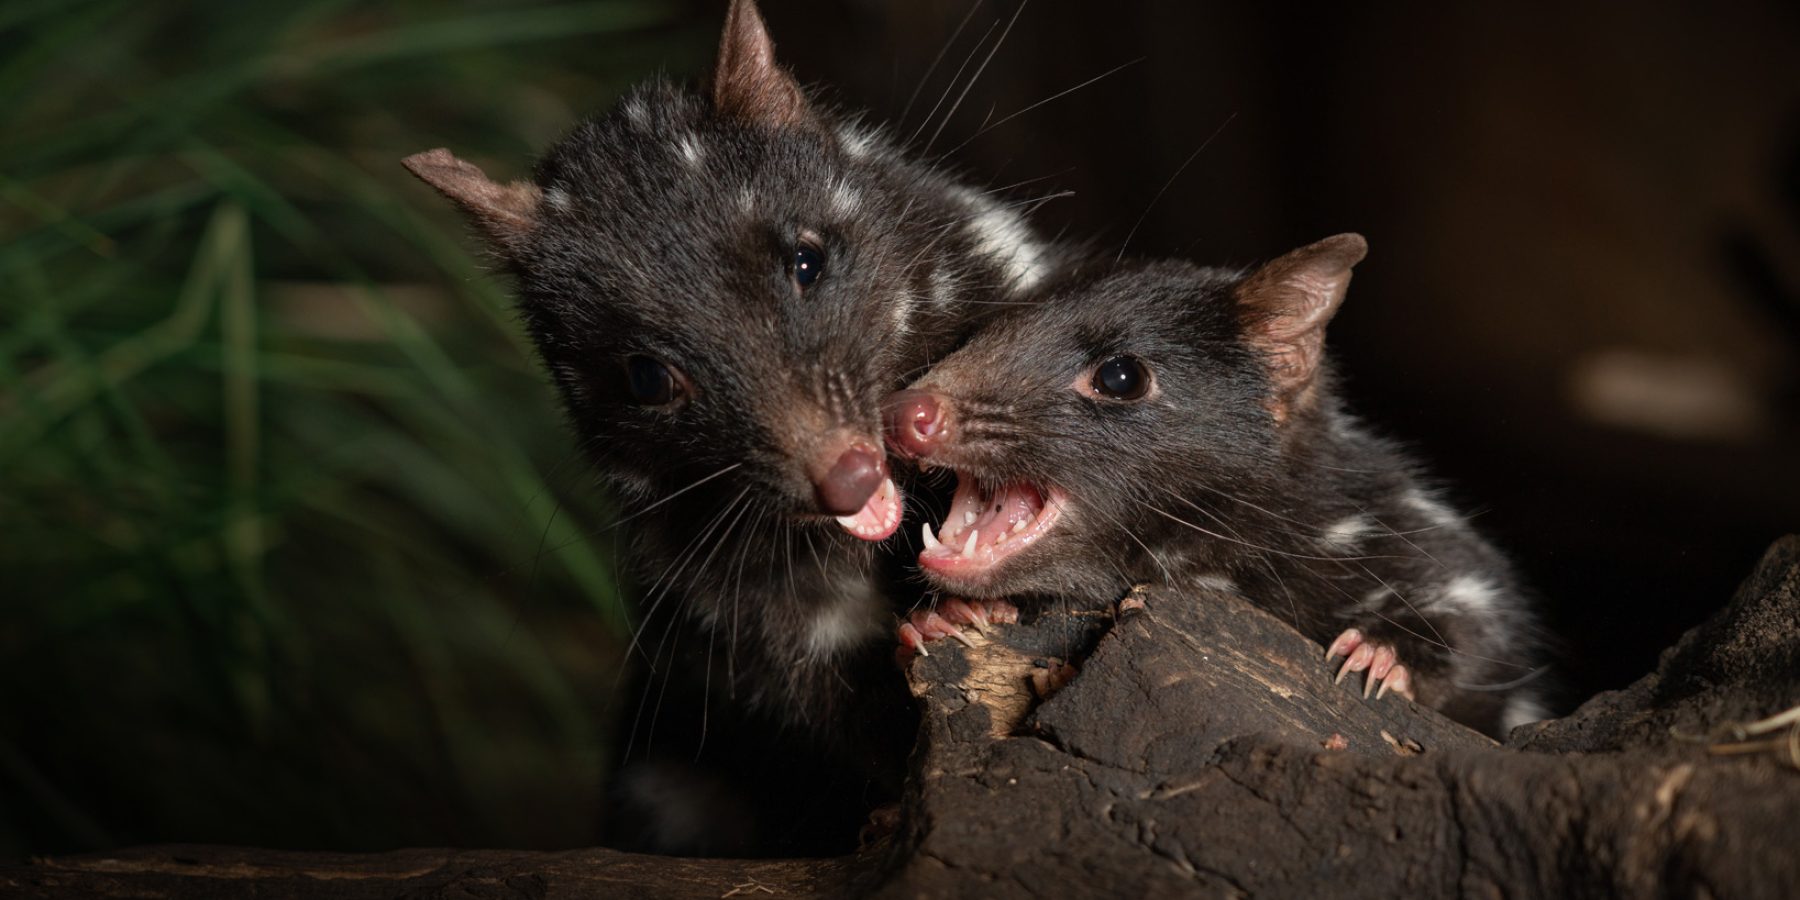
[8,537,1799,899]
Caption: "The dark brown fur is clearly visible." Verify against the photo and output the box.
[900,245,1551,737]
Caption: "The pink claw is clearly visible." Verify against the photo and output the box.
[1377,664,1415,700]
[897,621,930,659]
[1325,628,1364,662]
[895,599,1022,664]
[922,611,976,647]
[1365,645,1398,698]
[939,598,989,633]
[1322,631,1417,701]
[1335,643,1376,684]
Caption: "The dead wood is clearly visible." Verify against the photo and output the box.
[7,537,1798,899]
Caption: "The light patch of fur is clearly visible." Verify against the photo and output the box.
[677,133,703,167]
[1189,573,1237,593]
[1321,514,1375,549]
[837,125,877,158]
[804,581,886,659]
[963,197,1048,293]
[929,268,957,306]
[624,96,649,128]
[1354,586,1392,614]
[1402,488,1463,530]
[830,180,861,218]
[890,287,913,336]
[1500,694,1550,733]
[545,187,571,212]
[1428,574,1501,616]
[736,187,756,215]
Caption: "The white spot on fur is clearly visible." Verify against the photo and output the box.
[830,180,861,218]
[929,268,956,306]
[736,187,756,215]
[677,133,703,167]
[1321,514,1375,548]
[890,289,914,336]
[838,125,877,158]
[1402,488,1462,530]
[1354,587,1393,614]
[962,195,1048,293]
[1189,573,1237,593]
[804,585,886,659]
[1500,695,1550,733]
[623,97,648,128]
[1428,574,1501,616]
[545,187,571,211]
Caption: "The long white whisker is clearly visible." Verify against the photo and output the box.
[1115,112,1236,263]
[923,0,1029,156]
[900,0,988,125]
[907,17,1001,148]
[945,56,1145,156]
[607,463,744,532]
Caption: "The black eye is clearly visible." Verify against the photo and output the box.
[1093,356,1150,400]
[625,355,680,406]
[793,242,825,288]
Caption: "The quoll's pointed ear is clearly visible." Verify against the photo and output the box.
[401,148,541,255]
[1235,233,1368,423]
[712,0,812,127]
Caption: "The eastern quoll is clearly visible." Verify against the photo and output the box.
[884,235,1551,737]
[404,0,1068,854]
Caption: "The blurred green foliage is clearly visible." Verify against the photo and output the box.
[0,0,701,856]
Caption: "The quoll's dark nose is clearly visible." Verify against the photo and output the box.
[883,389,948,459]
[815,441,886,515]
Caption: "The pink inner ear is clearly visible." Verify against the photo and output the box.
[711,0,811,127]
[401,148,541,250]
[1236,234,1367,409]
[1261,270,1351,343]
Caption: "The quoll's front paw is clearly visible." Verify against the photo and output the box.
[895,598,1019,661]
[1325,628,1415,700]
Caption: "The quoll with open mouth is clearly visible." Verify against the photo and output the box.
[883,237,1553,738]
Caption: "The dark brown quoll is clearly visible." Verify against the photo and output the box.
[402,0,1071,855]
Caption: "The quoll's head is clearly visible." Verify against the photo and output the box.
[884,235,1368,600]
[399,0,1016,541]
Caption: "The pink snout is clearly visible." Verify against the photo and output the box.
[883,389,950,459]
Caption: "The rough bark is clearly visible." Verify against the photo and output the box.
[8,538,1799,899]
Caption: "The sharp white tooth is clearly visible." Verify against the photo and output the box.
[922,522,941,551]
[1012,518,1027,533]
[963,510,976,526]
[962,530,978,557]
[995,532,1009,545]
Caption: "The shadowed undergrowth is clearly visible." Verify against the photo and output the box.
[0,0,700,857]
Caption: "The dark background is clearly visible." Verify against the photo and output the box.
[3,0,1797,859]
[760,0,1800,699]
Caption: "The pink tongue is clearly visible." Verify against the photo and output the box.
[836,477,902,541]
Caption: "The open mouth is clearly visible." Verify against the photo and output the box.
[919,475,1064,578]
[835,476,902,541]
